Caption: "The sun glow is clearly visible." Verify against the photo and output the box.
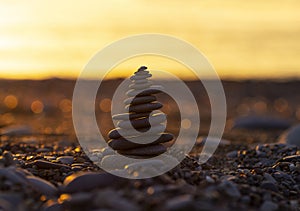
[0,0,300,80]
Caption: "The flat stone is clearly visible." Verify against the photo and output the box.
[26,176,58,197]
[108,124,165,139]
[130,74,152,81]
[233,116,291,130]
[112,112,151,120]
[133,79,149,84]
[0,125,32,136]
[117,144,167,156]
[279,125,300,147]
[126,88,162,97]
[129,82,153,90]
[126,102,162,113]
[108,133,174,150]
[63,172,123,193]
[56,156,74,165]
[31,160,71,169]
[124,95,156,105]
[117,113,166,129]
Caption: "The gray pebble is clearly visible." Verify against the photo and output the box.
[260,181,278,192]
[259,200,278,211]
[3,151,14,166]
[57,156,74,165]
[26,176,58,197]
[263,173,277,184]
[63,172,123,193]
[218,180,241,198]
[279,124,300,147]
[226,151,238,158]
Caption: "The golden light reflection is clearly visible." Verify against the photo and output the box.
[31,100,44,114]
[4,95,18,109]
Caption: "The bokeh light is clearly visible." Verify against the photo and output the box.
[59,99,72,113]
[4,95,18,109]
[31,100,44,114]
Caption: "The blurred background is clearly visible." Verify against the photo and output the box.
[0,0,300,140]
[0,0,300,79]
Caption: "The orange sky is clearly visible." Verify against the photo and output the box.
[0,0,300,79]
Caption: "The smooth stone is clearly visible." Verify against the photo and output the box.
[108,124,165,139]
[26,176,58,197]
[126,88,162,97]
[124,95,156,105]
[117,144,167,156]
[32,160,71,169]
[93,189,139,211]
[36,148,52,153]
[126,102,162,113]
[226,151,238,158]
[63,172,123,193]
[129,82,153,90]
[61,192,93,206]
[130,74,152,80]
[263,173,277,184]
[260,181,278,192]
[112,111,161,120]
[2,151,14,166]
[0,193,23,211]
[117,113,166,129]
[0,125,32,136]
[133,79,149,84]
[279,125,300,147]
[232,116,291,130]
[0,167,28,185]
[108,133,174,150]
[56,156,74,165]
[218,180,241,198]
[101,155,134,169]
[259,200,278,211]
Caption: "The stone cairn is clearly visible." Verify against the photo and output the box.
[108,66,174,157]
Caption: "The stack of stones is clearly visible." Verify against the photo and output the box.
[108,66,174,157]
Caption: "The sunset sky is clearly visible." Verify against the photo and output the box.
[0,0,299,80]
